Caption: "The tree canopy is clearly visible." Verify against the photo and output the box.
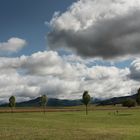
[40,95,48,113]
[9,96,16,108]
[82,91,90,105]
[9,96,16,113]
[82,91,90,115]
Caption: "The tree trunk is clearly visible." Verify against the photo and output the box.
[86,105,88,115]
[11,107,13,113]
[43,106,46,114]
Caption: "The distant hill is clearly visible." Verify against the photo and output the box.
[0,94,137,107]
[0,97,83,107]
[99,94,137,105]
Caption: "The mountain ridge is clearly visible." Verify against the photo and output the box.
[0,94,137,107]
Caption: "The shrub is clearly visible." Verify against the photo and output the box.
[122,98,136,107]
[136,88,140,105]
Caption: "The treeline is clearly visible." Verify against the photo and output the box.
[8,91,91,115]
[9,95,48,114]
[7,88,140,114]
[100,88,140,107]
[122,88,140,107]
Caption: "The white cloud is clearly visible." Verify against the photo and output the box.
[0,37,26,53]
[50,0,140,31]
[20,51,65,76]
[0,51,139,103]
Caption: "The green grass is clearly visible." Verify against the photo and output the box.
[0,108,140,140]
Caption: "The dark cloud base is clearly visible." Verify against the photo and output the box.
[48,10,140,59]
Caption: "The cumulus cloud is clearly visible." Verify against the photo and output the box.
[20,51,65,76]
[48,0,140,59]
[0,50,139,103]
[129,59,140,80]
[0,37,26,53]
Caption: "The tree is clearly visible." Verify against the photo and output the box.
[136,88,140,105]
[122,98,136,108]
[40,95,48,114]
[9,96,16,113]
[82,91,90,115]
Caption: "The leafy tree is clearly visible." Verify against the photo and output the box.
[82,91,90,115]
[136,88,140,105]
[40,95,48,114]
[122,98,136,108]
[9,96,16,113]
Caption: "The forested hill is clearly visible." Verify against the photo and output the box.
[0,97,83,107]
[99,94,137,105]
[0,94,137,107]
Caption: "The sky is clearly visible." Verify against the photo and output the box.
[0,0,140,103]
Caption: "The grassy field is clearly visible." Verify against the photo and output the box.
[0,107,140,140]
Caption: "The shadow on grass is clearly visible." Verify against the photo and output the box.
[108,112,133,116]
[117,113,132,116]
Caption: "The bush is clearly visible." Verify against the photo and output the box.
[122,98,136,107]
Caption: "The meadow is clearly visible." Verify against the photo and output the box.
[0,106,140,140]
